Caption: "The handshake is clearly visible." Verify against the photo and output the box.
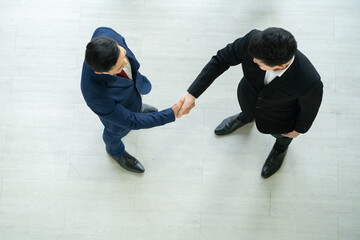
[171,93,196,118]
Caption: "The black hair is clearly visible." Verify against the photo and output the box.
[248,27,297,67]
[85,37,120,72]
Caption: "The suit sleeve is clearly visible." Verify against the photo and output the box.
[187,30,258,98]
[88,98,175,130]
[294,81,323,133]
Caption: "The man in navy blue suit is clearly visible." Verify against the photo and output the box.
[81,27,188,173]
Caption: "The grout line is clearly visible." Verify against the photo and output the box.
[199,213,203,240]
[269,188,272,217]
[337,216,340,240]
[0,177,3,206]
[336,163,339,192]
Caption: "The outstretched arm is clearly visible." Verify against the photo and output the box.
[177,31,256,118]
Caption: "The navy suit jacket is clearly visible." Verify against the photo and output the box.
[81,27,175,134]
[188,29,323,134]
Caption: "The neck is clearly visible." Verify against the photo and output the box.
[274,58,292,71]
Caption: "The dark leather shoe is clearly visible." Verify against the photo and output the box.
[106,149,145,173]
[214,113,249,135]
[141,103,158,113]
[261,148,287,178]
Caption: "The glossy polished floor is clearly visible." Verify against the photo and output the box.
[0,0,359,239]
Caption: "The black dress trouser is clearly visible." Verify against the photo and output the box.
[271,134,293,152]
[237,80,293,152]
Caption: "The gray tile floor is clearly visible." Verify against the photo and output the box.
[0,0,359,239]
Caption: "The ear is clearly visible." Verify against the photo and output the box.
[94,72,102,75]
[277,64,287,70]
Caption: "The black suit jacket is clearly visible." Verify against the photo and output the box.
[188,30,323,134]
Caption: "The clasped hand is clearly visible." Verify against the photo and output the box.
[171,93,196,118]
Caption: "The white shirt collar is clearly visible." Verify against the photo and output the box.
[273,56,295,77]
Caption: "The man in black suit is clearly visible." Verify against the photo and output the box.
[178,27,323,178]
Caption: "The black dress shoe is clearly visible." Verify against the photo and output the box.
[141,103,158,113]
[106,149,145,173]
[214,113,249,135]
[261,148,287,178]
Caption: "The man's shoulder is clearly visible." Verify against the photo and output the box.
[242,29,260,40]
[91,27,125,43]
[248,29,261,35]
[291,51,322,93]
[296,50,321,80]
[93,27,117,35]
[81,62,103,98]
[232,29,260,49]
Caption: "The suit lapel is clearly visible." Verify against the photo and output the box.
[126,55,138,80]
[120,42,139,80]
